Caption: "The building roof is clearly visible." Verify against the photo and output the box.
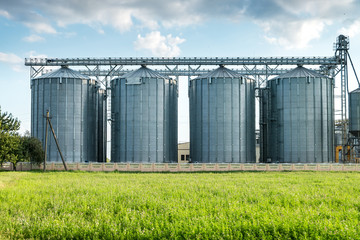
[122,66,167,79]
[351,87,360,93]
[118,66,168,84]
[195,66,243,79]
[273,66,326,79]
[34,66,90,80]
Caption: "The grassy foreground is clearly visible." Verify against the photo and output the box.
[0,171,360,239]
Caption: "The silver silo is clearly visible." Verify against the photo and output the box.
[349,88,360,138]
[111,66,178,163]
[31,66,103,163]
[261,66,334,163]
[189,66,255,163]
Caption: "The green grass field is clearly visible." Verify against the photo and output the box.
[1,171,360,239]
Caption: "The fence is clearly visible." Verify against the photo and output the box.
[1,162,360,172]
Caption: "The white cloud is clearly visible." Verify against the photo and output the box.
[0,52,22,64]
[23,34,45,42]
[261,19,328,49]
[338,19,360,38]
[275,0,354,18]
[0,9,11,19]
[27,51,48,59]
[1,0,360,49]
[24,22,57,34]
[134,31,186,57]
[0,52,24,72]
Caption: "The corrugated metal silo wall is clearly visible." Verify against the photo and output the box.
[111,77,178,162]
[31,77,99,162]
[349,90,360,137]
[96,88,107,162]
[189,77,255,163]
[265,77,334,163]
[259,88,270,163]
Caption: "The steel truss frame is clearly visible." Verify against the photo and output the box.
[25,56,340,87]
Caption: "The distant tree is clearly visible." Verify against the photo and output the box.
[0,106,21,168]
[0,107,45,170]
[0,106,20,133]
[20,136,44,165]
[0,132,21,168]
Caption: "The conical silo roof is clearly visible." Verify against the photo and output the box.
[351,87,360,93]
[274,66,326,79]
[34,66,90,80]
[122,66,167,79]
[196,66,242,79]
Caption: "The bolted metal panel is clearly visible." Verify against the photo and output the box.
[262,66,334,163]
[349,88,360,138]
[189,66,256,163]
[111,66,178,163]
[31,66,103,163]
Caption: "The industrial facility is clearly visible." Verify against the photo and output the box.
[26,35,360,164]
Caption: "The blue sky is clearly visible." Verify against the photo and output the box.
[1,0,360,143]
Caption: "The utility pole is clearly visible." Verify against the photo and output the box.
[43,110,68,171]
[43,111,49,171]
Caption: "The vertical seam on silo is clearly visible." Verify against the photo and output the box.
[162,78,165,162]
[243,77,246,163]
[124,81,127,162]
[331,79,335,162]
[31,80,34,139]
[305,77,308,163]
[319,77,323,163]
[208,78,210,163]
[313,76,316,163]
[117,80,120,162]
[113,80,115,161]
[199,77,202,162]
[132,84,135,163]
[239,77,241,163]
[328,80,331,162]
[148,78,150,162]
[215,78,218,163]
[222,78,225,163]
[331,79,334,162]
[322,77,326,163]
[290,78,292,163]
[156,78,158,163]
[200,77,203,162]
[297,78,299,162]
[119,79,122,162]
[73,79,76,162]
[320,77,324,163]
[56,78,60,162]
[280,79,283,163]
[42,78,48,161]
[81,79,84,162]
[64,77,67,161]
[231,78,233,163]
[142,78,145,162]
[119,80,122,162]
